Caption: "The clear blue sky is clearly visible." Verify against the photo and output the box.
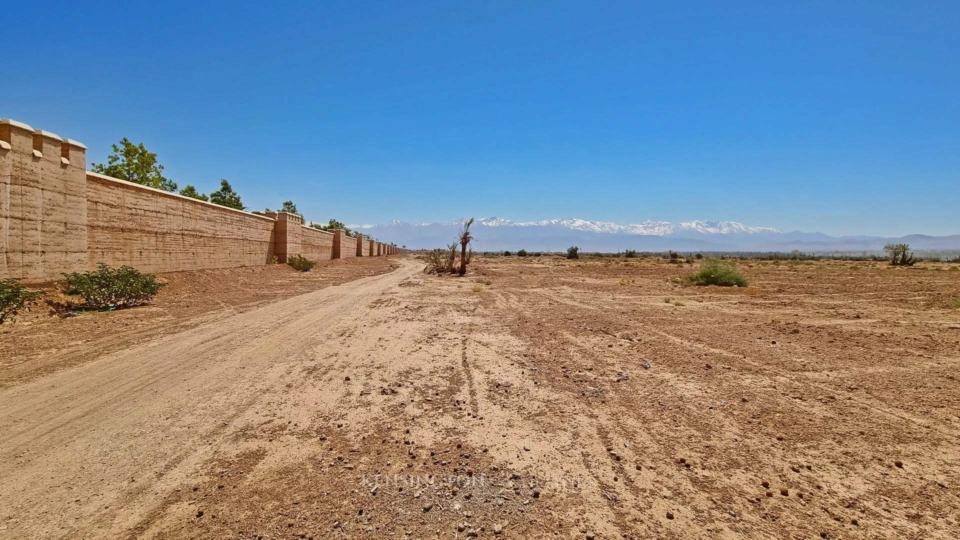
[4,1,957,236]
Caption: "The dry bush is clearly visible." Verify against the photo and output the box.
[687,259,748,287]
[63,264,164,310]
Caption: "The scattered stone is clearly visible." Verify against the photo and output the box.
[666,511,674,520]
[895,461,903,469]
[761,481,770,488]
[196,510,204,518]
[422,503,434,512]
[780,488,789,497]
[493,524,503,535]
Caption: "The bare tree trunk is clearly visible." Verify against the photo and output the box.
[459,243,467,275]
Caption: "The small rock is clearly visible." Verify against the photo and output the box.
[780,488,789,497]
[666,511,674,520]
[493,524,503,535]
[422,503,434,512]
[895,461,903,469]
[196,510,204,518]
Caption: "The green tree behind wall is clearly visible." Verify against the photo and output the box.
[92,138,177,192]
[209,179,245,210]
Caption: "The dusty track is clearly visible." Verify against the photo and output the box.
[0,260,420,538]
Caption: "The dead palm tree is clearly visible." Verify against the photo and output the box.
[458,218,474,276]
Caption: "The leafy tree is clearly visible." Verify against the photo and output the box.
[883,243,916,266]
[179,185,208,202]
[311,218,352,236]
[567,246,580,260]
[281,200,298,214]
[209,179,244,210]
[92,138,177,192]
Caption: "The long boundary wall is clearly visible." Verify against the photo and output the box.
[0,118,403,281]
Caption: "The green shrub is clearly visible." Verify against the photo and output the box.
[567,246,580,260]
[63,264,164,309]
[517,249,528,257]
[503,251,513,257]
[0,279,44,324]
[288,254,316,272]
[687,259,749,287]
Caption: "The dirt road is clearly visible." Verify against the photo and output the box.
[0,260,423,538]
[2,256,958,539]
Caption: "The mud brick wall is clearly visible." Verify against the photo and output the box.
[0,120,88,280]
[1,118,398,281]
[87,173,276,273]
[300,225,334,261]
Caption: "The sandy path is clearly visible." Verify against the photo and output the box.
[0,259,419,538]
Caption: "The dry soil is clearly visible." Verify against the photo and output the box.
[1,256,958,539]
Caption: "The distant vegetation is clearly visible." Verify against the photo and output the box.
[567,246,580,260]
[884,243,916,266]
[423,219,476,275]
[687,259,748,287]
[310,218,355,237]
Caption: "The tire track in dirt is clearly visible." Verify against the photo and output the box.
[460,337,480,417]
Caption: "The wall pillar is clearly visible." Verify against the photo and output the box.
[0,119,87,280]
[331,229,343,259]
[267,211,303,263]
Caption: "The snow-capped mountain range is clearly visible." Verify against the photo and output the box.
[349,217,960,253]
[360,218,779,235]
